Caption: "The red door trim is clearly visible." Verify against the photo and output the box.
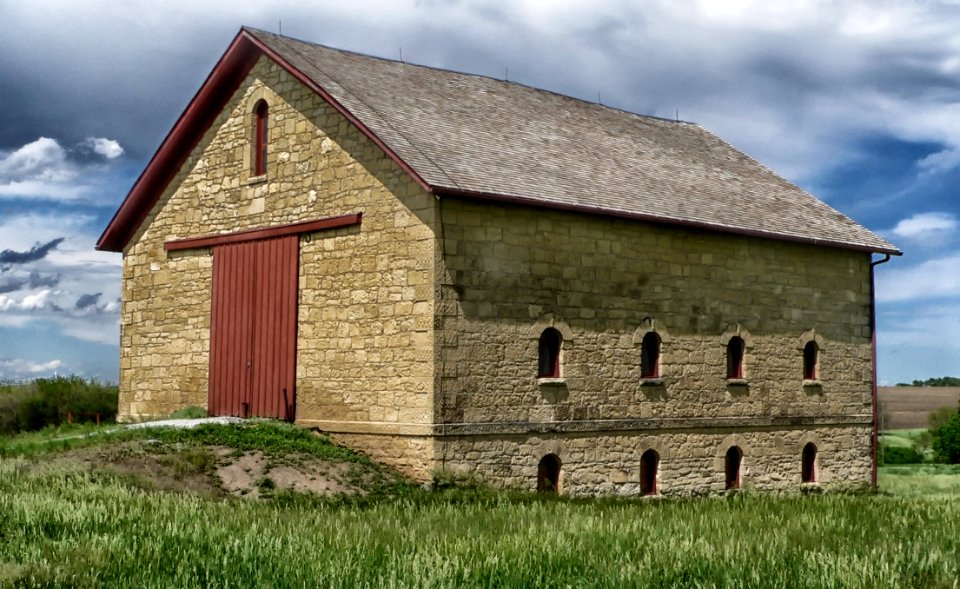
[164,212,361,252]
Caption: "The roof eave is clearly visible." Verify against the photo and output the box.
[97,28,436,253]
[96,30,262,252]
[435,187,902,256]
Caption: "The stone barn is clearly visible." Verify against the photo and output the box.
[98,27,900,496]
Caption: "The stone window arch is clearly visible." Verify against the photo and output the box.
[726,337,745,379]
[529,314,573,381]
[725,446,743,489]
[798,329,826,383]
[243,86,274,180]
[538,328,563,378]
[720,324,752,382]
[537,453,562,494]
[803,342,818,380]
[802,442,818,483]
[640,449,660,495]
[253,99,269,176]
[716,434,751,491]
[633,318,671,383]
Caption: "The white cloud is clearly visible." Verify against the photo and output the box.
[918,148,960,174]
[85,137,124,159]
[0,137,72,183]
[891,212,958,239]
[0,289,55,311]
[0,357,64,378]
[0,137,124,200]
[876,254,960,302]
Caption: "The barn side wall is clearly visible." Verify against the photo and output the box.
[435,198,874,494]
[117,57,438,477]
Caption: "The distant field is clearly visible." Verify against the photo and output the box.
[879,464,960,498]
[2,423,960,588]
[879,387,960,429]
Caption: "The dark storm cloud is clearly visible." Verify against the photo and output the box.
[30,270,61,288]
[74,292,102,310]
[0,270,58,294]
[0,275,27,294]
[0,238,64,264]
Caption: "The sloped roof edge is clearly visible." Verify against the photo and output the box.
[96,28,434,252]
[438,187,900,255]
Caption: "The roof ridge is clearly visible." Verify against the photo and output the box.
[243,27,695,128]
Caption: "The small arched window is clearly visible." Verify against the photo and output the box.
[802,442,817,483]
[726,336,745,379]
[253,100,268,176]
[725,446,743,490]
[641,332,661,379]
[803,341,818,380]
[537,453,562,493]
[538,328,562,378]
[640,449,659,495]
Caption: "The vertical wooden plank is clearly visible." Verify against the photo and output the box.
[208,247,223,415]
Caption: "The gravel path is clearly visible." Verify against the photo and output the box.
[126,417,246,430]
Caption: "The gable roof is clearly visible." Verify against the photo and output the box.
[98,27,900,255]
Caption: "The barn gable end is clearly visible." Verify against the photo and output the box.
[118,55,439,478]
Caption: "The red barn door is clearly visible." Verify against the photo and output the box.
[208,235,298,420]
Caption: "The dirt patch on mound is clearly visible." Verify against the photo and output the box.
[214,448,361,498]
[51,440,372,500]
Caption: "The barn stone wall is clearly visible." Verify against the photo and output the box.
[117,55,437,474]
[433,198,874,493]
[117,55,876,493]
[437,426,871,496]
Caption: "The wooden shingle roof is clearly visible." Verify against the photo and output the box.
[98,27,899,254]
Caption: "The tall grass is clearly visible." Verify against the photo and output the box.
[1,460,959,587]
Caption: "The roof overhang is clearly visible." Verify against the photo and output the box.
[97,28,431,253]
[436,187,903,256]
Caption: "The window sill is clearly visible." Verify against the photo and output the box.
[802,379,822,387]
[640,377,664,386]
[537,377,566,387]
[247,174,268,186]
[726,378,748,386]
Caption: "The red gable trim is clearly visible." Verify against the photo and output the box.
[97,28,432,253]
[164,213,361,252]
[97,31,259,252]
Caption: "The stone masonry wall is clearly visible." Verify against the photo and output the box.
[118,54,437,472]
[438,426,871,496]
[434,197,874,492]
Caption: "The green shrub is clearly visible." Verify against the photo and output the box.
[929,406,957,431]
[933,411,960,464]
[879,444,924,465]
[0,376,117,435]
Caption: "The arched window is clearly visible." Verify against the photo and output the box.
[538,328,562,378]
[726,336,744,379]
[537,453,562,493]
[803,341,818,380]
[641,332,661,378]
[640,449,659,495]
[802,442,817,483]
[253,100,268,176]
[725,446,743,490]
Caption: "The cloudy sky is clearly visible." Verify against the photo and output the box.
[1,0,958,384]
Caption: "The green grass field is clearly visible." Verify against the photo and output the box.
[1,423,959,588]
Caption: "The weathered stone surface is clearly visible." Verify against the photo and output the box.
[117,56,876,495]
